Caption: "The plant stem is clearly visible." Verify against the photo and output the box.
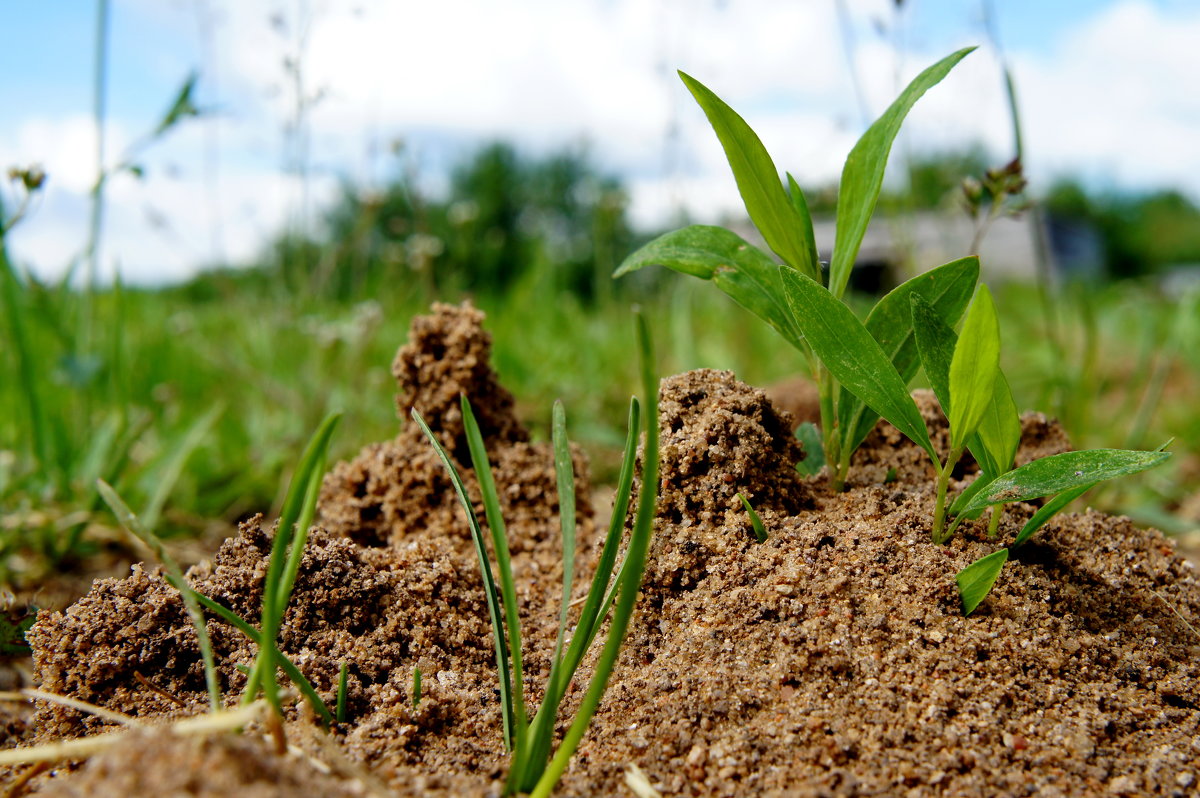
[815,363,843,491]
[931,446,964,544]
[987,505,1003,538]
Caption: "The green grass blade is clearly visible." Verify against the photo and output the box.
[614,225,807,353]
[828,47,976,298]
[678,72,819,280]
[335,661,349,725]
[97,479,222,713]
[414,405,519,753]
[412,666,422,710]
[515,401,581,788]
[1012,484,1094,548]
[578,399,641,655]
[959,448,1172,515]
[948,286,1000,450]
[530,311,661,798]
[737,492,768,542]
[140,404,223,533]
[839,256,979,454]
[189,589,333,726]
[550,400,576,673]
[460,395,529,745]
[245,412,341,719]
[957,548,1008,616]
[779,269,937,464]
[272,415,340,622]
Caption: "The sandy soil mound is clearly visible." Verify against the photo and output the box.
[11,303,1200,796]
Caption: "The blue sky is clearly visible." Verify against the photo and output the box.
[2,0,1198,283]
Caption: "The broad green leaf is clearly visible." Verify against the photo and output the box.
[972,371,1021,477]
[828,47,976,298]
[1012,484,1093,548]
[794,421,825,476]
[910,292,955,412]
[957,548,1008,616]
[679,72,819,280]
[839,256,979,454]
[786,172,822,280]
[778,269,937,463]
[948,285,1000,450]
[948,471,993,521]
[614,225,806,352]
[959,448,1172,515]
[912,292,1020,478]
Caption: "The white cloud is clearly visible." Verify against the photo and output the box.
[3,0,1197,283]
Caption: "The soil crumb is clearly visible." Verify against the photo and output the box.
[13,305,1199,797]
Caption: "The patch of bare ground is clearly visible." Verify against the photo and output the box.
[9,303,1199,796]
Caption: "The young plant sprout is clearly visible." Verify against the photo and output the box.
[98,412,344,723]
[413,315,660,797]
[737,492,768,543]
[616,47,978,491]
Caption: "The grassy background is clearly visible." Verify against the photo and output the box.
[2,234,1197,593]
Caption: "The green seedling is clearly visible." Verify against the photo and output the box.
[411,666,422,711]
[951,446,1171,615]
[737,492,768,543]
[413,314,659,798]
[238,411,341,721]
[98,413,343,724]
[335,661,349,725]
[616,47,978,491]
[910,289,1021,540]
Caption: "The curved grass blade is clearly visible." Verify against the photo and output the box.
[97,479,222,713]
[948,285,1000,450]
[828,47,976,298]
[779,269,937,463]
[957,548,1008,616]
[737,492,768,542]
[958,449,1171,515]
[530,312,661,798]
[188,590,333,726]
[614,225,806,353]
[839,256,979,454]
[459,395,529,750]
[565,398,640,669]
[1012,484,1093,548]
[678,72,819,280]
[516,401,580,788]
[246,411,341,719]
[413,407,519,752]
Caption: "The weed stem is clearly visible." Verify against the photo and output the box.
[932,446,964,544]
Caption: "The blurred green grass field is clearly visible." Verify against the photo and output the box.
[2,241,1197,595]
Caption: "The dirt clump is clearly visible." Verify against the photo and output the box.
[11,305,1200,797]
[33,729,363,798]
